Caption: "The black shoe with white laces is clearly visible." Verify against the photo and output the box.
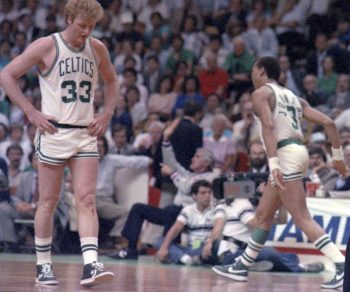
[36,263,58,285]
[80,261,114,287]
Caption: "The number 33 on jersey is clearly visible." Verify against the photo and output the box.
[38,32,98,126]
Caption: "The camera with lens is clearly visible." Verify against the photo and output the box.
[212,172,269,206]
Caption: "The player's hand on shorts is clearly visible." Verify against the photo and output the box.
[88,112,110,137]
[332,160,347,177]
[27,109,57,134]
[271,169,286,190]
[155,247,169,263]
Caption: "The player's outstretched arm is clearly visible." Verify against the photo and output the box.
[301,98,347,176]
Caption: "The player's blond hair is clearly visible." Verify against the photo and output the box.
[64,0,104,23]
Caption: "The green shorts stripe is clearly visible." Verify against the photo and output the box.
[36,150,65,165]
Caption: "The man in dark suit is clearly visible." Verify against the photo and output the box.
[170,100,203,170]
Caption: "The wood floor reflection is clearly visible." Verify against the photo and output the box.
[0,254,331,292]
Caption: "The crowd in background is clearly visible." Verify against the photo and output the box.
[0,0,350,254]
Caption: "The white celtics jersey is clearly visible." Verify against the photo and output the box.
[38,33,98,126]
[256,82,303,144]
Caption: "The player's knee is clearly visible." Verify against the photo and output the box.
[40,196,59,212]
[78,193,96,209]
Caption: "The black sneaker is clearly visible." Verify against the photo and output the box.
[300,261,325,273]
[107,249,138,260]
[36,263,58,285]
[321,262,344,289]
[212,262,249,282]
[80,261,114,287]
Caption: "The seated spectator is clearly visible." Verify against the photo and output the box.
[207,198,324,273]
[232,100,260,150]
[110,96,133,141]
[165,33,195,74]
[173,75,205,117]
[7,144,23,197]
[113,39,142,74]
[317,56,338,98]
[198,52,229,99]
[327,74,350,116]
[148,75,177,117]
[107,119,219,260]
[155,180,217,265]
[181,14,208,58]
[279,55,303,96]
[334,144,350,191]
[125,86,148,132]
[119,68,148,104]
[335,108,350,130]
[199,93,223,130]
[199,34,228,69]
[143,55,161,94]
[95,137,151,246]
[307,145,339,196]
[223,36,255,97]
[109,124,134,155]
[340,127,350,147]
[144,12,171,48]
[243,15,278,58]
[203,114,235,174]
[301,74,327,107]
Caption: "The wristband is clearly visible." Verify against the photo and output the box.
[331,147,344,161]
[268,157,280,171]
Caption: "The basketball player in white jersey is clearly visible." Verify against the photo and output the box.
[0,0,117,287]
[212,56,347,289]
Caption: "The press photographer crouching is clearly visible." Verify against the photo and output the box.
[203,141,325,273]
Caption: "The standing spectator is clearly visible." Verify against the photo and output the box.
[6,144,23,197]
[143,55,161,94]
[171,100,203,170]
[125,86,148,131]
[110,96,133,141]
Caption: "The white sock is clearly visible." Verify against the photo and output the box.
[314,234,344,263]
[180,254,193,265]
[35,237,52,265]
[80,237,98,265]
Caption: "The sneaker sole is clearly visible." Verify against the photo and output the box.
[80,272,114,287]
[35,279,58,285]
[212,266,248,282]
[321,280,343,289]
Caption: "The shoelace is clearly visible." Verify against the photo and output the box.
[92,262,104,271]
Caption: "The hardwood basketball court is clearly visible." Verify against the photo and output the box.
[0,253,335,291]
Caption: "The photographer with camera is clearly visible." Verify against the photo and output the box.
[203,141,324,273]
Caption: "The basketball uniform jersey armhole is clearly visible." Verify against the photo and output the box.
[88,38,99,67]
[39,34,59,78]
[264,83,278,118]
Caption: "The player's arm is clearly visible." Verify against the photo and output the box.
[156,220,185,262]
[89,38,118,136]
[252,87,285,189]
[300,98,347,176]
[0,37,57,134]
